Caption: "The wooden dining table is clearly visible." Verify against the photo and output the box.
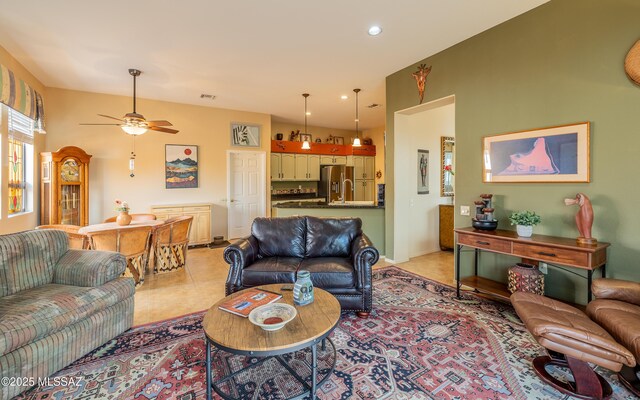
[79,220,166,283]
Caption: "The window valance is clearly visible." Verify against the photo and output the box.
[0,64,45,133]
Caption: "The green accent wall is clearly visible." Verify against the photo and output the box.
[385,0,640,304]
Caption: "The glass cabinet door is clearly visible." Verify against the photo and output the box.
[60,185,81,225]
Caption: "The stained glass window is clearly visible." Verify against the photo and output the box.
[8,137,24,214]
[7,108,34,215]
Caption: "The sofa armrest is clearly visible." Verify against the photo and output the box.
[351,233,379,272]
[592,278,640,306]
[53,249,127,287]
[223,236,259,295]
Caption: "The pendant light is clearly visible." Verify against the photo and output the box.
[353,88,362,147]
[301,93,311,150]
[129,137,136,177]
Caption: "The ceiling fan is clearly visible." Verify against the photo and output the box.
[80,69,179,135]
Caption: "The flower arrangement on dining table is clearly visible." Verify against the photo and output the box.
[114,199,130,213]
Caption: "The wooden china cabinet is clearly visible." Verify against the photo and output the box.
[40,146,92,226]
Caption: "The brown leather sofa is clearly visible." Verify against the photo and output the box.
[587,279,640,396]
[512,290,635,399]
[223,216,379,317]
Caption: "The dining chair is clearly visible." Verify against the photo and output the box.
[87,226,152,286]
[35,224,88,250]
[102,213,157,223]
[154,216,193,273]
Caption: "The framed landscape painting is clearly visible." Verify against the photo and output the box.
[165,145,198,189]
[482,122,590,183]
[231,123,261,147]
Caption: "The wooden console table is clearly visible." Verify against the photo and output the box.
[454,227,609,303]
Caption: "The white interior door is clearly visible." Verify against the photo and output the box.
[227,151,266,239]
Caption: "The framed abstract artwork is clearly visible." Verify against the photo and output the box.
[482,122,590,183]
[165,144,198,189]
[231,123,261,147]
[417,149,429,194]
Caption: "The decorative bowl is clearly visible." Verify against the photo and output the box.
[472,218,498,231]
[249,303,297,331]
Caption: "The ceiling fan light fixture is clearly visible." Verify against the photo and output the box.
[122,125,147,135]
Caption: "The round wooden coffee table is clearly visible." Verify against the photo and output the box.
[203,284,341,400]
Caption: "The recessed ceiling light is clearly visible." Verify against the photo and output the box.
[306,112,311,116]
[368,26,382,36]
[341,95,348,100]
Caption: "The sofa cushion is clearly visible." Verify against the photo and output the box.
[587,298,640,359]
[305,217,362,258]
[0,230,68,297]
[0,277,134,357]
[299,257,356,289]
[242,257,301,287]
[251,217,306,258]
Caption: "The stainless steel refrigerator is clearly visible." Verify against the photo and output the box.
[319,165,354,203]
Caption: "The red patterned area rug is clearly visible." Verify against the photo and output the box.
[17,266,635,399]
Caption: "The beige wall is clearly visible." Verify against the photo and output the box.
[0,45,46,235]
[45,88,271,238]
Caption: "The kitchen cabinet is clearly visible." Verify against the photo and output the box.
[355,179,375,201]
[320,155,347,165]
[353,156,375,180]
[294,154,320,181]
[271,153,296,181]
[151,203,212,246]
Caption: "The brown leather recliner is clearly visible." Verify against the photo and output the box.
[512,291,635,399]
[587,278,640,396]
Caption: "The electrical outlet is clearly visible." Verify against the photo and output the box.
[460,206,470,216]
[539,263,548,274]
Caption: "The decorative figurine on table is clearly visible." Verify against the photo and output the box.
[564,193,597,245]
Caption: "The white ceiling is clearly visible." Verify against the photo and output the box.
[0,0,548,130]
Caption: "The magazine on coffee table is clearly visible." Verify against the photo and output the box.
[218,288,283,317]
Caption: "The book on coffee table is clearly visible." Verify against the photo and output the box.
[218,288,282,317]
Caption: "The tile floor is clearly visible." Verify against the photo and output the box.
[134,247,454,325]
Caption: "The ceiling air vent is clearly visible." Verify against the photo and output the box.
[200,94,216,100]
[367,103,382,108]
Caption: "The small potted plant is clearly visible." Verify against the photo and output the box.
[509,210,541,237]
[114,199,131,226]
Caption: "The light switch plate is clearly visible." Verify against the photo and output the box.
[460,205,470,216]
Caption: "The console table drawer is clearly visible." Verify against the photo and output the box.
[458,234,511,253]
[513,243,588,267]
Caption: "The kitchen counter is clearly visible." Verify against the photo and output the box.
[273,201,384,209]
[272,202,385,255]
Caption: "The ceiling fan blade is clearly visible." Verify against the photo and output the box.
[149,126,179,134]
[147,120,173,127]
[98,114,125,122]
[79,123,123,126]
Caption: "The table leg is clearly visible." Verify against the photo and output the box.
[206,339,212,400]
[601,264,606,278]
[321,338,326,351]
[474,248,479,276]
[311,342,318,399]
[587,270,593,303]
[456,244,462,298]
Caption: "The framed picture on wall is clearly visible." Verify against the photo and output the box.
[231,123,261,147]
[300,133,312,142]
[165,145,198,189]
[482,122,590,183]
[417,149,429,194]
[334,136,344,145]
